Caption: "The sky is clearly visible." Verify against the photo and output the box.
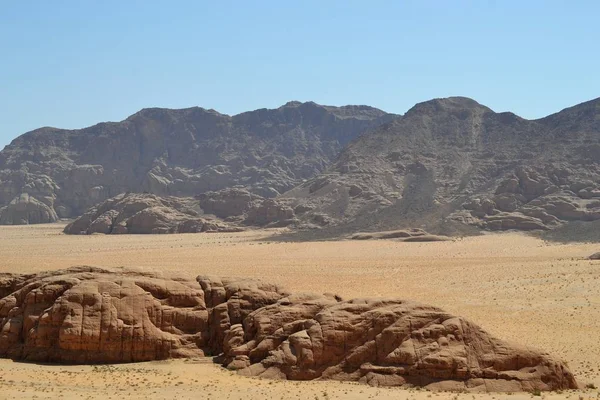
[1,0,599,149]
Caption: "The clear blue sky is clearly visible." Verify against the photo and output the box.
[1,1,599,149]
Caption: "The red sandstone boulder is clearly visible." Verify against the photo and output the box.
[0,267,578,392]
[224,297,576,392]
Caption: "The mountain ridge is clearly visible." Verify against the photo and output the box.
[0,101,396,223]
[279,95,600,239]
[3,95,600,240]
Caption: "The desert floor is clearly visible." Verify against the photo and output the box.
[0,223,598,400]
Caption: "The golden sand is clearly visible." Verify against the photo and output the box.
[0,223,598,399]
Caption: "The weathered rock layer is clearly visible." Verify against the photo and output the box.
[0,267,577,392]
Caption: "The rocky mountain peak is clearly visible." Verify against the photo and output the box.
[537,96,600,130]
[126,106,226,122]
[281,100,304,108]
[404,96,492,118]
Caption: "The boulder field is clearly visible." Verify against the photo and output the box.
[0,267,577,392]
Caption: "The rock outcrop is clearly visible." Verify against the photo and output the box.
[0,193,58,225]
[588,252,600,260]
[350,229,450,242]
[243,199,296,227]
[65,191,300,234]
[197,188,297,226]
[196,188,260,219]
[224,296,576,392]
[0,102,395,223]
[0,267,288,363]
[64,193,241,234]
[282,96,600,239]
[0,267,577,392]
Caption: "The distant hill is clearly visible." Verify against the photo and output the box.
[0,102,395,223]
[281,96,600,239]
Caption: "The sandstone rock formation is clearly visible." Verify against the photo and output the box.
[197,188,297,227]
[0,267,577,392]
[282,96,600,239]
[351,229,450,242]
[66,191,300,234]
[0,193,58,225]
[224,296,576,392]
[64,193,241,234]
[588,252,600,260]
[0,102,395,223]
[243,199,296,227]
[0,267,287,363]
[196,188,260,219]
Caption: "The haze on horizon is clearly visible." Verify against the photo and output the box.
[1,0,599,149]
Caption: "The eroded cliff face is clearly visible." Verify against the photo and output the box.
[0,102,395,223]
[282,97,600,237]
[0,267,577,392]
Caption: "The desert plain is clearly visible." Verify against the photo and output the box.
[0,223,598,400]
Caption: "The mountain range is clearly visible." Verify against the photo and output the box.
[282,96,600,239]
[2,96,600,240]
[0,101,395,223]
